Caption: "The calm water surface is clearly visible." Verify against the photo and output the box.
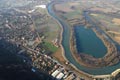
[74,26,107,58]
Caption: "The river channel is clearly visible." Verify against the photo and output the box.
[47,2,120,75]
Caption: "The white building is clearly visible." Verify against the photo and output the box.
[35,5,46,9]
[51,70,60,77]
[56,72,64,80]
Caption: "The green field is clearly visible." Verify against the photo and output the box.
[44,42,58,53]
[63,10,82,20]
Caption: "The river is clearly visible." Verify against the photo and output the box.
[47,2,120,75]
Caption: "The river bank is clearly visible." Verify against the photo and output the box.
[47,3,94,79]
[46,2,69,63]
[47,1,120,76]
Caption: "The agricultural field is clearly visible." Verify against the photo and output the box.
[54,0,120,44]
[90,12,120,44]
[54,2,83,20]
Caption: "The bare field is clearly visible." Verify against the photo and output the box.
[54,3,74,13]
[90,7,113,13]
[112,18,120,25]
[90,13,98,17]
[51,48,66,63]
[115,36,120,43]
[54,3,82,20]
